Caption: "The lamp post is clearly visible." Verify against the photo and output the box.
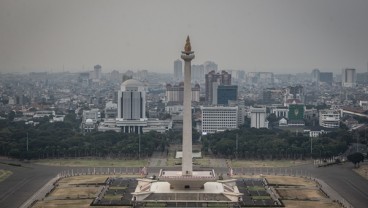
[310,137,313,159]
[138,133,141,160]
[26,132,29,152]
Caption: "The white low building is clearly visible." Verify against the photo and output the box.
[97,118,172,134]
[250,107,268,129]
[319,110,340,128]
[201,106,238,134]
[271,107,288,118]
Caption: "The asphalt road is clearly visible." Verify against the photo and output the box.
[306,162,368,208]
[1,160,368,208]
[0,160,64,208]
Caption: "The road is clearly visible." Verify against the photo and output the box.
[306,162,368,208]
[1,159,368,208]
[0,160,64,208]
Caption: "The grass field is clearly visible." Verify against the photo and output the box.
[270,175,340,208]
[266,175,315,186]
[33,199,132,208]
[34,158,147,167]
[0,169,12,182]
[230,159,310,168]
[50,186,99,198]
[283,200,339,208]
[60,174,142,185]
[277,188,324,199]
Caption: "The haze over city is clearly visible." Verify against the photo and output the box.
[1,0,368,74]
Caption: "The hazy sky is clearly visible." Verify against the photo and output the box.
[1,0,368,74]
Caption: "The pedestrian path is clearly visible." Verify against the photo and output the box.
[148,151,167,167]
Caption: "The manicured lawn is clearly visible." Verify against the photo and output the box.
[34,158,147,167]
[230,160,310,168]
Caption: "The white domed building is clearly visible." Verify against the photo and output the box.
[83,118,97,133]
[117,79,147,133]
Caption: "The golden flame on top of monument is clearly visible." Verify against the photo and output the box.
[184,35,192,53]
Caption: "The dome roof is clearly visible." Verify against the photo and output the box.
[121,79,143,87]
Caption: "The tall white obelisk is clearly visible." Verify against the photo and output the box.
[181,36,194,176]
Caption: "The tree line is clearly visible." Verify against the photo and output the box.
[0,112,354,160]
[0,113,168,160]
[202,127,352,159]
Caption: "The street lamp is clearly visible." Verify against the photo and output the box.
[310,137,313,159]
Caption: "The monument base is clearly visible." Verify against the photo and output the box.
[158,169,216,190]
[131,169,243,206]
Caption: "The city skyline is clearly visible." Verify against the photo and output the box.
[1,0,368,73]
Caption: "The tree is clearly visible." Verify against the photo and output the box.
[7,111,15,121]
[347,152,364,168]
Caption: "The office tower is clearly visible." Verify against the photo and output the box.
[216,85,238,105]
[319,72,333,84]
[205,70,231,103]
[201,106,238,134]
[165,82,200,103]
[174,59,183,81]
[191,64,204,82]
[342,68,356,87]
[94,65,102,80]
[311,69,320,83]
[117,79,146,120]
[204,61,218,74]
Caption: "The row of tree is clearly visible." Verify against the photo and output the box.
[0,112,355,160]
[202,127,352,159]
[0,113,169,159]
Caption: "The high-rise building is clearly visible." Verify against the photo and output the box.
[174,59,183,81]
[94,65,102,80]
[319,72,333,84]
[245,72,274,85]
[201,106,238,134]
[204,61,218,74]
[216,85,238,105]
[191,83,200,102]
[205,70,231,103]
[117,79,146,134]
[117,79,146,120]
[342,68,356,87]
[311,69,320,83]
[165,82,200,103]
[191,64,204,83]
[250,107,268,129]
[137,70,148,81]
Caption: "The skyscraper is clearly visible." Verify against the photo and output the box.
[174,59,183,81]
[311,69,320,83]
[204,61,218,74]
[191,64,204,83]
[117,79,146,134]
[117,79,146,120]
[94,64,102,80]
[217,85,238,105]
[205,70,231,103]
[319,72,333,85]
[342,68,356,87]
